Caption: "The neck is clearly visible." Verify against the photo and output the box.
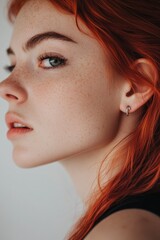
[59,141,120,204]
[59,112,140,204]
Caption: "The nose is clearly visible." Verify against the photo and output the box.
[0,78,27,104]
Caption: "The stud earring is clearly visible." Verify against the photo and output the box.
[125,106,131,116]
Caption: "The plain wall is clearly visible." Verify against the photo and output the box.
[0,1,84,239]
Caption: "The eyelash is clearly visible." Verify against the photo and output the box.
[4,53,68,73]
[38,53,67,69]
[4,65,15,73]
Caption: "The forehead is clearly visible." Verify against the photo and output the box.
[11,0,92,46]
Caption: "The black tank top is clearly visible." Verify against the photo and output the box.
[87,190,160,236]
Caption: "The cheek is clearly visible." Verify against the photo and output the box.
[29,64,119,154]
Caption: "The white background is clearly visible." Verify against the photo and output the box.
[0,1,84,239]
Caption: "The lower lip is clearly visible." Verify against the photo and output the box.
[7,128,33,139]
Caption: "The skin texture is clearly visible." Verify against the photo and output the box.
[0,0,155,202]
[0,1,159,239]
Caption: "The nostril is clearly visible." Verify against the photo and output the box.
[6,94,18,100]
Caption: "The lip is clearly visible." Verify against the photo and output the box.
[5,112,33,139]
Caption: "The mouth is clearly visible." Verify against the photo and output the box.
[10,122,32,130]
[5,112,33,139]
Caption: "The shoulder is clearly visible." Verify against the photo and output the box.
[84,209,160,240]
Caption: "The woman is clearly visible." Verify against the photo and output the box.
[0,0,160,239]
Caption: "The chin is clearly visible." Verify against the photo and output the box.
[13,151,42,169]
[12,149,57,169]
[13,156,38,168]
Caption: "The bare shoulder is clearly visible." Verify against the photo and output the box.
[84,209,160,240]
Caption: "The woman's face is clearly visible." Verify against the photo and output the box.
[0,0,123,168]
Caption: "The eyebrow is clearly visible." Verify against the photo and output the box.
[6,31,77,55]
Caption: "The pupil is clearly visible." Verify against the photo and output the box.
[49,58,60,66]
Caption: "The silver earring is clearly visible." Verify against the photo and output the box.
[126,106,131,116]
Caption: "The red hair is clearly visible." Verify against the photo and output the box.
[7,0,160,239]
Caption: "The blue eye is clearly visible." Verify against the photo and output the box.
[39,54,67,69]
[4,54,67,72]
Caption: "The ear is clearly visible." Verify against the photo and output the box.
[120,58,158,114]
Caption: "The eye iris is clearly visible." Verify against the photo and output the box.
[49,57,61,67]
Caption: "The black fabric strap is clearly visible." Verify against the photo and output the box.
[93,191,160,228]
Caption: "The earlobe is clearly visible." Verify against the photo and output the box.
[120,58,157,114]
[121,88,153,113]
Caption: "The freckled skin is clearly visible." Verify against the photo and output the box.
[0,0,133,200]
[1,4,159,238]
[0,0,138,203]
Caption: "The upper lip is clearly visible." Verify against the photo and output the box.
[5,112,33,130]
